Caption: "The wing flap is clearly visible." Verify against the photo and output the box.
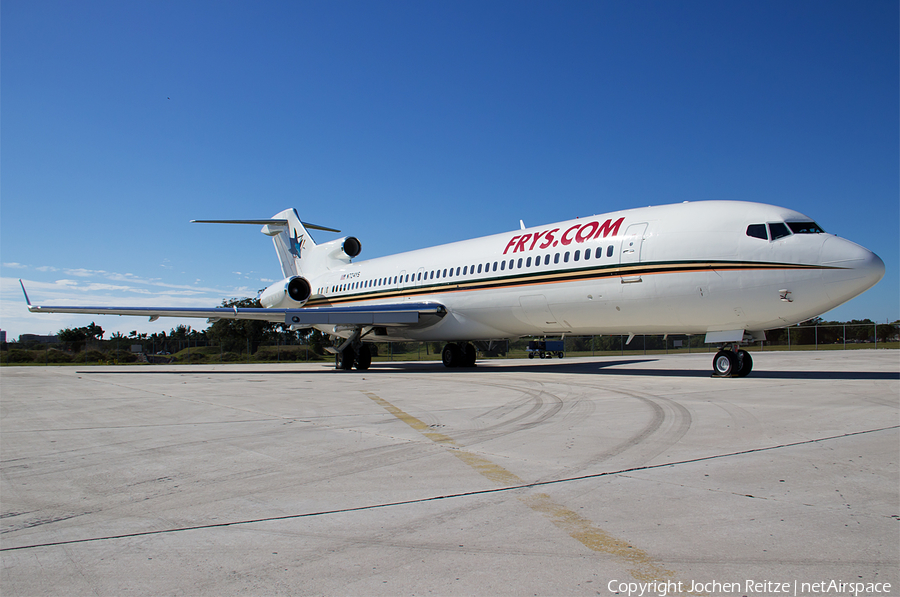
[285,303,445,326]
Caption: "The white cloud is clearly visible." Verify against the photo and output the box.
[64,268,106,277]
[2,262,28,269]
[1,275,259,339]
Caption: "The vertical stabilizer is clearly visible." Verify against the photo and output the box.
[264,209,314,279]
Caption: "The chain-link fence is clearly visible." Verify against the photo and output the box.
[3,322,897,365]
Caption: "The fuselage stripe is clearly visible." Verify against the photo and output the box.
[307,260,836,308]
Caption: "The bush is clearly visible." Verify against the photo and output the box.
[6,350,34,363]
[45,350,73,363]
[220,352,242,362]
[175,352,206,363]
[254,347,283,361]
[83,350,106,363]
[106,350,138,363]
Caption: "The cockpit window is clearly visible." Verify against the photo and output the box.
[787,221,825,234]
[746,224,768,240]
[768,222,791,240]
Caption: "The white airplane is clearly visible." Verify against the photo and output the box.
[22,200,884,376]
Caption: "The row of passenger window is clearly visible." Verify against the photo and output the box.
[323,244,618,295]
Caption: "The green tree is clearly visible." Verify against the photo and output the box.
[876,322,898,344]
[58,327,88,352]
[206,298,273,353]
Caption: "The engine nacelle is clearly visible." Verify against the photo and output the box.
[259,276,311,309]
[315,235,362,263]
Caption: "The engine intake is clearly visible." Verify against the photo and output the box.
[342,236,362,258]
[260,276,311,309]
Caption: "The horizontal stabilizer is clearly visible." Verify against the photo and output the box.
[191,219,340,233]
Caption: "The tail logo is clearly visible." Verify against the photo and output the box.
[290,229,306,259]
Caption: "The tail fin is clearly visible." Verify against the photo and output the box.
[265,209,311,278]
[192,209,341,279]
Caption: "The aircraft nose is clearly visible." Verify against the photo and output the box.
[820,237,885,303]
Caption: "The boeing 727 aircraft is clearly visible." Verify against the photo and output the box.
[22,200,884,376]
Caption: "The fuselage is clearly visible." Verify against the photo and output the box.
[302,201,884,342]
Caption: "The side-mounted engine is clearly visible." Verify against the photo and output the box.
[316,236,362,261]
[259,276,312,309]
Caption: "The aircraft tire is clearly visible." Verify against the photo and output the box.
[337,347,356,370]
[712,350,736,377]
[355,345,371,370]
[442,344,460,368]
[735,350,752,377]
[462,343,477,367]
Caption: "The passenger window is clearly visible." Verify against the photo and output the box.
[574,250,580,261]
[477,264,482,274]
[463,266,468,275]
[526,257,532,267]
[769,222,791,240]
[554,253,560,264]
[492,262,497,272]
[500,260,505,271]
[544,255,550,265]
[508,259,514,269]
[584,249,590,260]
[746,224,768,240]
[607,245,613,257]
[455,267,460,276]
[564,252,570,263]
[517,258,523,268]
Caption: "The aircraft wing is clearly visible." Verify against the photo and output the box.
[20,281,446,327]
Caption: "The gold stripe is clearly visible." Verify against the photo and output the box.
[312,261,831,308]
[364,391,695,590]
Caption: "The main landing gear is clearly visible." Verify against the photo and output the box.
[712,344,753,378]
[333,329,372,371]
[441,342,477,368]
[335,344,372,370]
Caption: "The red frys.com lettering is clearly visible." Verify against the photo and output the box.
[503,217,625,255]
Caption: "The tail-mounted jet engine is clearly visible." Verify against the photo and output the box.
[259,276,312,309]
[316,236,362,261]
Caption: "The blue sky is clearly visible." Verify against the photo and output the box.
[2,0,897,339]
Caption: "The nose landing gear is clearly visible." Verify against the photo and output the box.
[712,345,753,377]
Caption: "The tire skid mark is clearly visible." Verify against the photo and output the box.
[554,381,693,477]
[453,381,565,446]
[362,390,688,588]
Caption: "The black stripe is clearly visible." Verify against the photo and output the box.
[308,260,835,308]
